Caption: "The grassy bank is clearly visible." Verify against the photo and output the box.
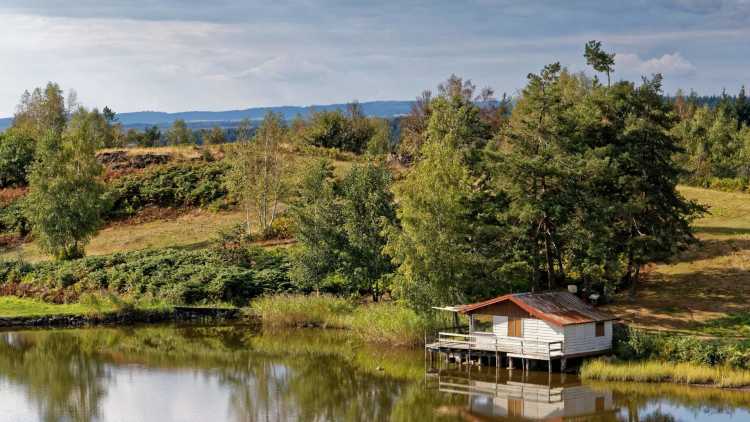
[250,294,438,346]
[0,297,116,318]
[581,359,750,388]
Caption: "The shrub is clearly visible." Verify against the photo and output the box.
[708,177,747,192]
[0,247,291,306]
[103,161,230,219]
[614,326,750,369]
[0,131,35,187]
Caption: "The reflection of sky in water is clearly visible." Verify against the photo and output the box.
[635,402,750,422]
[0,367,239,422]
[101,367,234,422]
[0,380,37,422]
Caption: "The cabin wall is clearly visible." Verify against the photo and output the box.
[562,321,612,355]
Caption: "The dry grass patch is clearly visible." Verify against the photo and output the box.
[581,359,750,388]
[0,209,246,263]
[605,186,750,334]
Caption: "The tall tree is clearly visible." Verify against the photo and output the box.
[25,107,106,260]
[288,159,345,293]
[227,112,292,236]
[338,161,396,301]
[12,82,68,140]
[584,40,616,87]
[385,141,477,309]
[204,125,227,145]
[166,119,195,145]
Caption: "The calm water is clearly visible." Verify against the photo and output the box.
[0,325,748,422]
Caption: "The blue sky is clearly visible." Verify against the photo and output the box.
[0,0,747,116]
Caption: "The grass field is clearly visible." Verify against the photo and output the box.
[0,209,247,263]
[605,186,750,335]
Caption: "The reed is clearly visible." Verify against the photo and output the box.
[249,294,435,346]
[581,359,750,388]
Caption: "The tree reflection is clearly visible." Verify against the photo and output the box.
[0,327,748,422]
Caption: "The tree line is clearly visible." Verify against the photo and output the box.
[0,41,722,312]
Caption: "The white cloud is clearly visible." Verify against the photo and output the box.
[616,52,696,76]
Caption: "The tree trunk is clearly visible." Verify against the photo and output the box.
[628,264,640,300]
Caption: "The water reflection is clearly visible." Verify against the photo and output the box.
[428,367,615,421]
[0,326,748,421]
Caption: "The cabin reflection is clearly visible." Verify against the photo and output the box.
[428,366,615,421]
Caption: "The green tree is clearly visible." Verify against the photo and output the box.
[143,126,161,147]
[227,112,292,236]
[12,82,68,140]
[204,126,227,145]
[365,118,392,156]
[584,40,616,86]
[289,159,396,299]
[385,141,477,309]
[166,119,195,145]
[338,161,396,300]
[25,108,106,260]
[0,129,35,187]
[288,159,345,293]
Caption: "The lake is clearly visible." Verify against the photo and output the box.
[0,324,748,421]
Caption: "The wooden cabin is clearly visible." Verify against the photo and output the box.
[426,291,616,370]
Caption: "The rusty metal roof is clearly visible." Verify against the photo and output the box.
[459,291,616,326]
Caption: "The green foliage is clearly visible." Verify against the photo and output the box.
[0,198,30,236]
[300,104,379,153]
[203,125,227,145]
[226,112,293,236]
[289,159,395,299]
[584,40,615,86]
[166,119,195,145]
[614,327,750,369]
[25,112,107,260]
[104,161,230,219]
[0,247,291,306]
[0,130,35,187]
[386,141,486,309]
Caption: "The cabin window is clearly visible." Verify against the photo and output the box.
[508,399,523,417]
[595,322,605,337]
[508,317,523,337]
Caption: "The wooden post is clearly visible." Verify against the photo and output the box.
[508,357,514,370]
[561,357,567,372]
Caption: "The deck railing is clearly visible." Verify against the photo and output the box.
[434,332,565,358]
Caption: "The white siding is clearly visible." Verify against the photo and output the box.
[562,321,612,355]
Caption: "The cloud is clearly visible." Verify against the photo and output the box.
[616,52,697,76]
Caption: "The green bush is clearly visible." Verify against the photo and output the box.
[708,177,748,192]
[0,247,291,306]
[104,161,230,219]
[615,326,750,369]
[0,199,30,236]
[0,131,35,187]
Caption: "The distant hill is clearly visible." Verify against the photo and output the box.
[0,100,414,131]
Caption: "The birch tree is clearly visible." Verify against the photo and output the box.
[228,112,293,236]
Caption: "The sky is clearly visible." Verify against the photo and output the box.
[0,0,748,116]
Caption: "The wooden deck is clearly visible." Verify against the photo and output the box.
[426,332,564,361]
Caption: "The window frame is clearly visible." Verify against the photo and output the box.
[595,321,605,337]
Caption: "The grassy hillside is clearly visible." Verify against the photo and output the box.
[606,186,750,336]
[0,145,357,263]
